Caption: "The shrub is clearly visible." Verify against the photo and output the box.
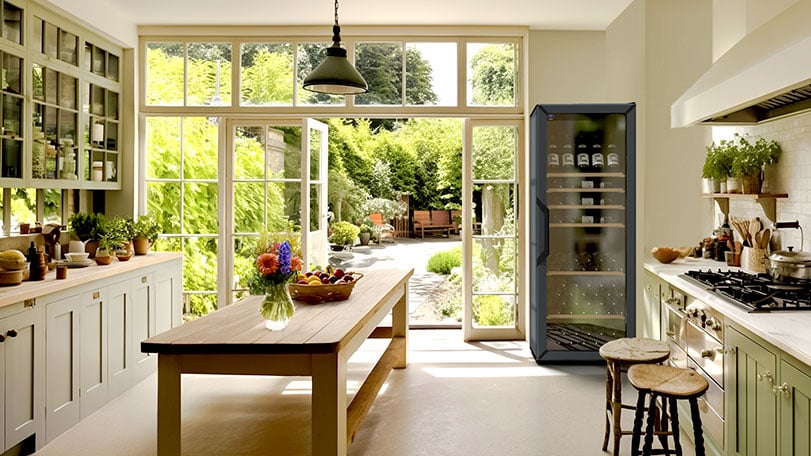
[427,247,462,274]
[474,295,513,326]
[329,221,360,246]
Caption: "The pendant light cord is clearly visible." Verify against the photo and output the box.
[332,0,341,44]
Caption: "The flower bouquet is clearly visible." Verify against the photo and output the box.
[248,240,303,330]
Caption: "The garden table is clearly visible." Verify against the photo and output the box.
[142,268,413,456]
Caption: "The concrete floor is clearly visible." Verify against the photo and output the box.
[34,329,696,456]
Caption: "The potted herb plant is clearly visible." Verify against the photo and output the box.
[702,140,734,193]
[68,212,107,257]
[108,217,135,260]
[133,215,161,255]
[328,221,360,251]
[358,221,373,246]
[730,133,782,194]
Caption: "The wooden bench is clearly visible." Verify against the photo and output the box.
[412,210,454,238]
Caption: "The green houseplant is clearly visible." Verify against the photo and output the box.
[328,221,360,250]
[68,212,108,257]
[702,139,735,193]
[133,215,161,255]
[730,134,782,194]
[357,221,373,246]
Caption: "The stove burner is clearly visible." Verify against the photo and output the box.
[682,269,811,312]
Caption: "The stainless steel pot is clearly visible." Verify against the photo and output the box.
[764,247,811,282]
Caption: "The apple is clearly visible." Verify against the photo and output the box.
[297,279,308,284]
[334,268,345,278]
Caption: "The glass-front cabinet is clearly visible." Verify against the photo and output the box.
[529,103,636,363]
[0,3,122,188]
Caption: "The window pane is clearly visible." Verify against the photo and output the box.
[146,42,184,106]
[3,3,22,45]
[472,236,516,293]
[183,236,218,317]
[3,54,22,94]
[32,65,43,100]
[181,118,218,179]
[269,182,300,232]
[467,43,516,107]
[297,43,342,106]
[233,182,268,233]
[309,126,322,181]
[355,42,403,106]
[59,74,76,109]
[234,126,264,179]
[268,126,301,179]
[472,126,516,180]
[240,43,293,106]
[146,117,181,179]
[43,189,62,225]
[58,110,76,144]
[44,22,57,58]
[183,182,218,234]
[473,294,515,327]
[406,42,455,106]
[187,42,231,106]
[147,182,180,233]
[10,188,35,231]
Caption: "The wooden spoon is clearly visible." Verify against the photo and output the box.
[761,229,771,250]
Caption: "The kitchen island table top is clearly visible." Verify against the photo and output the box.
[142,267,413,456]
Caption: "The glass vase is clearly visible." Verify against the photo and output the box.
[260,283,295,330]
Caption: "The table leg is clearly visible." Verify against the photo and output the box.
[392,286,409,369]
[157,354,181,456]
[312,352,347,456]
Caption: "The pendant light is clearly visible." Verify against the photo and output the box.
[302,0,368,95]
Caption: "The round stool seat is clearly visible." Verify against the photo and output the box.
[628,364,709,399]
[599,338,670,456]
[599,337,670,364]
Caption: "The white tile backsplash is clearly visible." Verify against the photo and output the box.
[718,110,811,251]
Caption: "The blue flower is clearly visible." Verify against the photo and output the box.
[278,241,291,276]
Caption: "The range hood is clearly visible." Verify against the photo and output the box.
[671,0,811,127]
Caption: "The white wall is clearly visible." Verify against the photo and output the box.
[527,31,606,105]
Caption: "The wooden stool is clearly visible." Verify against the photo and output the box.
[599,338,670,456]
[627,364,709,456]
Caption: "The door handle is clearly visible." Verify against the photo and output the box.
[537,198,549,264]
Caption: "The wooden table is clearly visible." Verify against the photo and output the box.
[141,268,413,456]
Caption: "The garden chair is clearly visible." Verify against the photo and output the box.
[369,213,395,242]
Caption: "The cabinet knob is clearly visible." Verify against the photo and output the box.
[757,371,774,385]
[0,333,5,343]
[7,328,17,338]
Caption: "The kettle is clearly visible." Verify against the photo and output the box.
[770,220,803,252]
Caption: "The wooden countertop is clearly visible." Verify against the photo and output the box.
[142,268,413,355]
[644,256,811,366]
[0,252,181,309]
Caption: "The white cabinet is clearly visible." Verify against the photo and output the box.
[0,301,44,452]
[79,287,107,418]
[44,294,80,442]
[131,272,155,382]
[106,279,131,398]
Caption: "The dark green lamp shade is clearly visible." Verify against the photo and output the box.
[302,45,368,95]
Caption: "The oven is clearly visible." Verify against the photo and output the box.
[660,287,725,450]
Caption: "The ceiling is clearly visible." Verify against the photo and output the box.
[57,0,634,30]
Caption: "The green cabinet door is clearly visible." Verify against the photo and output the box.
[728,326,779,456]
[780,359,811,456]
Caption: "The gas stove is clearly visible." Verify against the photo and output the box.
[682,269,811,312]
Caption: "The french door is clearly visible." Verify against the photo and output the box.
[462,119,524,340]
[221,118,328,305]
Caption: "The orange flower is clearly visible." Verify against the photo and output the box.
[290,256,303,272]
[257,253,279,275]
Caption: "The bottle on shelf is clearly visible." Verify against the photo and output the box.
[591,143,604,170]
[562,142,575,168]
[576,144,590,170]
[547,143,560,168]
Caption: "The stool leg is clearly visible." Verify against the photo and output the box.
[602,364,611,451]
[631,389,647,456]
[643,393,658,455]
[659,396,670,451]
[689,398,706,456]
[669,397,682,456]
[611,362,622,456]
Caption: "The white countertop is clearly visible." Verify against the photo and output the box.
[0,252,181,310]
[645,256,811,367]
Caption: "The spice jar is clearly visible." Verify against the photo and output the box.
[92,161,103,181]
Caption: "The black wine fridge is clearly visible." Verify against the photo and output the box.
[529,103,636,363]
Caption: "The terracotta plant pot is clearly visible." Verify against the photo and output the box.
[741,173,762,194]
[95,255,112,265]
[133,237,150,255]
[85,240,99,258]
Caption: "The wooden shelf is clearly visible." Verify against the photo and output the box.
[701,193,788,223]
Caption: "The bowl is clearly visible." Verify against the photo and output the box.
[64,252,89,263]
[651,247,680,264]
[0,258,28,271]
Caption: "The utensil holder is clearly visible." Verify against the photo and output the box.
[741,247,766,274]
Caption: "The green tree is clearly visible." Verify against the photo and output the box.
[470,44,515,106]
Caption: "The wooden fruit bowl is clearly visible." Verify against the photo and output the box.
[651,247,680,264]
[288,272,363,304]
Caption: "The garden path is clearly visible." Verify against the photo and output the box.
[329,236,460,318]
